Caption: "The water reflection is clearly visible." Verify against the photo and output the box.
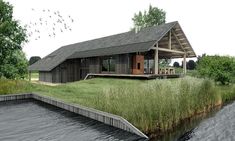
[152,106,221,141]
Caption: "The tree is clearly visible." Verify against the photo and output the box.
[197,55,235,85]
[132,5,166,29]
[187,60,196,70]
[29,56,41,65]
[159,58,171,67]
[0,0,28,79]
[196,53,206,64]
[173,62,180,68]
[1,49,28,79]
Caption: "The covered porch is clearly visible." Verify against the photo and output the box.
[84,23,196,80]
[131,23,196,76]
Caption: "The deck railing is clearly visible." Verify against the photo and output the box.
[159,67,175,75]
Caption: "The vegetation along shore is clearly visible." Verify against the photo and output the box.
[1,76,235,138]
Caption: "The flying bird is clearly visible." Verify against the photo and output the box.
[27,8,75,40]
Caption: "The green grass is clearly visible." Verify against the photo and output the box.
[174,67,198,77]
[0,77,235,135]
[0,79,33,94]
[218,84,235,102]
[31,72,39,80]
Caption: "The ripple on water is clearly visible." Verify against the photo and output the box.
[187,102,235,141]
[0,100,146,141]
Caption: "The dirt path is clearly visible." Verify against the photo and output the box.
[31,80,60,86]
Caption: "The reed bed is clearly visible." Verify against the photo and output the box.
[85,77,221,133]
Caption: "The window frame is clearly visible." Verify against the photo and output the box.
[101,56,116,73]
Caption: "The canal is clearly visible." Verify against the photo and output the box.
[0,99,146,141]
[2,98,234,141]
[157,101,235,141]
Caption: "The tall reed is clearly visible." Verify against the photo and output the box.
[89,77,221,133]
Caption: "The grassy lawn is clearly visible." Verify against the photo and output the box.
[0,77,235,135]
[174,68,198,77]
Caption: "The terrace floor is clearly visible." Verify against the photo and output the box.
[85,73,182,80]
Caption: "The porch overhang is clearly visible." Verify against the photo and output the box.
[149,22,196,75]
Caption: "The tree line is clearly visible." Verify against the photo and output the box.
[173,60,196,70]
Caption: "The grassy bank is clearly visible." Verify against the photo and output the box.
[0,77,235,136]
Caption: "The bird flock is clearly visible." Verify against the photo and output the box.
[25,8,75,41]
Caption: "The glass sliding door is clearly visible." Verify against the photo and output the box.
[102,56,116,73]
[144,59,154,74]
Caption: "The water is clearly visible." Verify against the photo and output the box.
[0,99,146,141]
[185,102,235,141]
[158,102,235,141]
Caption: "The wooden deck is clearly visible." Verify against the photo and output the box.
[84,73,182,80]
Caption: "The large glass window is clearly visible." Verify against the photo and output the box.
[144,59,154,74]
[102,59,109,71]
[102,56,115,72]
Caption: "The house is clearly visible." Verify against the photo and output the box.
[29,21,196,83]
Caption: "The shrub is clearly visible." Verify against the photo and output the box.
[197,55,235,85]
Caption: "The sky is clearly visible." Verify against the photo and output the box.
[5,0,235,60]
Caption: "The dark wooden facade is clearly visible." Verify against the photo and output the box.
[32,22,196,83]
[39,53,134,83]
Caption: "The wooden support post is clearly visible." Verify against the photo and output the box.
[183,53,187,74]
[29,71,31,82]
[154,43,159,74]
[168,31,171,50]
